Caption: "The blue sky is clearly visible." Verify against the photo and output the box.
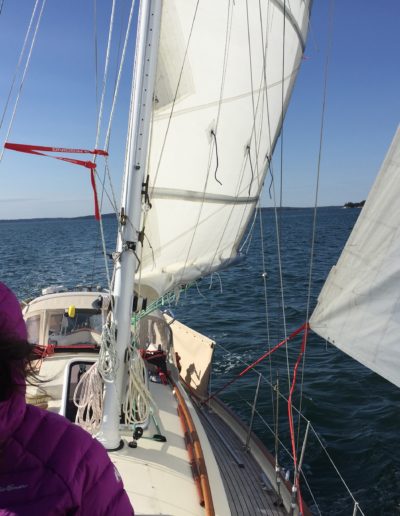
[0,1,399,219]
[271,0,400,208]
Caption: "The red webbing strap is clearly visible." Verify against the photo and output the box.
[4,142,108,220]
[202,322,307,405]
[89,169,100,221]
[287,322,309,515]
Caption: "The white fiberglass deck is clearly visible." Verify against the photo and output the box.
[110,380,229,516]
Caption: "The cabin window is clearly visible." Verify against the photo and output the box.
[47,309,103,346]
[26,314,40,344]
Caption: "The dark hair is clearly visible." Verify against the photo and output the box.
[0,338,39,401]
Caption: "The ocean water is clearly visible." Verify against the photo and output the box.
[1,207,399,515]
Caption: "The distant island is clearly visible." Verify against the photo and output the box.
[343,200,365,209]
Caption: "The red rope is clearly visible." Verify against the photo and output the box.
[287,322,309,515]
[4,142,108,220]
[202,322,307,405]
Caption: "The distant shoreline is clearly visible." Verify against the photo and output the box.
[0,206,346,222]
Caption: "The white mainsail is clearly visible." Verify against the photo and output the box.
[136,0,311,300]
[310,126,400,388]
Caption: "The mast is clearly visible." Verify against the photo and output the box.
[97,0,162,450]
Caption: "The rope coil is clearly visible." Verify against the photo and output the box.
[74,363,103,434]
[97,321,119,382]
[122,346,154,426]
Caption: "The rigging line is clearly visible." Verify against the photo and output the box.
[103,0,135,151]
[226,1,273,259]
[279,0,286,212]
[239,202,258,253]
[214,340,354,514]
[268,158,273,199]
[94,0,119,298]
[258,0,291,403]
[232,378,320,514]
[245,0,258,157]
[0,0,4,15]
[310,422,365,515]
[213,0,233,132]
[242,0,265,218]
[203,323,306,404]
[178,0,233,282]
[296,0,335,455]
[213,2,271,271]
[94,0,116,151]
[95,0,135,275]
[176,0,225,286]
[202,1,240,277]
[93,0,99,119]
[90,160,120,285]
[257,200,277,434]
[0,0,40,133]
[258,0,290,436]
[0,0,45,163]
[269,0,291,399]
[93,0,117,297]
[150,0,200,192]
[252,405,322,516]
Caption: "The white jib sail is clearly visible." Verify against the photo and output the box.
[310,126,400,388]
[136,0,311,300]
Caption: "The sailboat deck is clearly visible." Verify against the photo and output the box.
[196,405,287,516]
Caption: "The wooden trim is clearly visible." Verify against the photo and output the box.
[171,379,215,516]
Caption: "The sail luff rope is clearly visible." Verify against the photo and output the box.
[0,0,40,135]
[0,0,46,163]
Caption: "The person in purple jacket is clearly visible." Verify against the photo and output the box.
[0,282,134,515]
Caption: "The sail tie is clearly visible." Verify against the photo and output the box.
[4,142,108,220]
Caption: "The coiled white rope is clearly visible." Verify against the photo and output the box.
[122,347,153,426]
[97,321,118,382]
[74,363,103,434]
